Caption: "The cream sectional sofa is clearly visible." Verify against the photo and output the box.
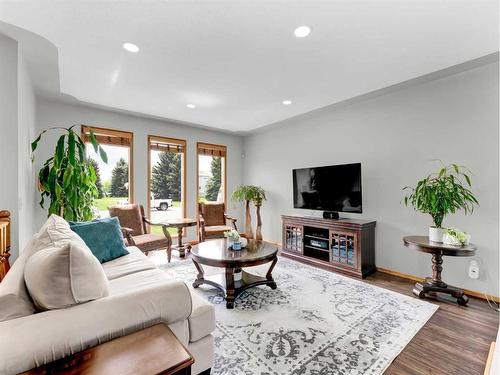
[0,220,215,375]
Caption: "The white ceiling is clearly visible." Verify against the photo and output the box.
[0,0,498,132]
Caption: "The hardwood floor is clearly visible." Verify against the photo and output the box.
[149,250,499,375]
[364,272,498,375]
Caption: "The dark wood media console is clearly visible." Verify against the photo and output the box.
[281,214,376,278]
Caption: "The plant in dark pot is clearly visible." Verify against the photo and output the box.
[31,125,107,221]
[403,163,478,243]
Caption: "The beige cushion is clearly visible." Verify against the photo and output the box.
[33,214,86,252]
[108,268,173,296]
[0,215,87,320]
[0,293,35,322]
[102,246,156,280]
[24,241,109,310]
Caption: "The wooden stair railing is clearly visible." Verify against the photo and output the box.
[0,210,11,281]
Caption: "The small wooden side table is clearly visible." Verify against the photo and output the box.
[22,324,194,374]
[403,235,476,306]
[165,218,197,258]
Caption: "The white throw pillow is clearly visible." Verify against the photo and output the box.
[33,214,86,252]
[24,240,109,310]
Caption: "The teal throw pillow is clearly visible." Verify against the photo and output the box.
[70,217,129,263]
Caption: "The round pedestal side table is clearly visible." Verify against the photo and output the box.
[165,218,197,258]
[403,236,476,306]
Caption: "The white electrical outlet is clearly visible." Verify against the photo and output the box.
[468,260,479,279]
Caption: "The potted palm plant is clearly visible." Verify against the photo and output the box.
[31,125,108,221]
[231,185,266,240]
[403,163,478,242]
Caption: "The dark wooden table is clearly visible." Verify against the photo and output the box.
[164,218,197,258]
[191,239,278,309]
[22,324,194,375]
[403,235,476,306]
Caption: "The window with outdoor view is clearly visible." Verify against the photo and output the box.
[82,125,133,218]
[148,136,186,236]
[197,142,226,204]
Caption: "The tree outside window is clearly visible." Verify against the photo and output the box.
[148,136,186,236]
[82,126,133,218]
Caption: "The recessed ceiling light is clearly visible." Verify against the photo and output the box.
[294,25,311,38]
[122,42,140,53]
[282,100,292,105]
[186,104,196,108]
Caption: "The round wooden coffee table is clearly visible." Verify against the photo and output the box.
[191,239,278,309]
[403,236,476,305]
[164,218,197,258]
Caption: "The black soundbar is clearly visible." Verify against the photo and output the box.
[323,211,339,220]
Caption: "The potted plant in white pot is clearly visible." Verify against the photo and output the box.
[403,163,478,243]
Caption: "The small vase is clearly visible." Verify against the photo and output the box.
[240,237,248,248]
[429,227,444,243]
[231,241,242,251]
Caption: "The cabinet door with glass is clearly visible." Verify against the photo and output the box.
[283,224,303,253]
[330,231,358,269]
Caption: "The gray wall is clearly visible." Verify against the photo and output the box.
[17,48,36,251]
[0,34,19,257]
[34,98,245,242]
[2,30,498,297]
[0,34,36,259]
[243,62,499,296]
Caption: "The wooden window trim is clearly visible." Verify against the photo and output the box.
[197,142,227,157]
[81,125,134,204]
[147,135,187,238]
[196,142,227,207]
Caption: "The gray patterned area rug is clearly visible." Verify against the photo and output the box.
[160,257,437,375]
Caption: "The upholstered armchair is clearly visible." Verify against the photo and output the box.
[108,204,173,262]
[198,202,237,242]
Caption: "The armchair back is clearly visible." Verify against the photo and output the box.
[109,204,147,235]
[198,202,226,226]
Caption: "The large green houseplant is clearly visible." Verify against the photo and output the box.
[31,125,108,221]
[231,185,266,240]
[403,163,478,242]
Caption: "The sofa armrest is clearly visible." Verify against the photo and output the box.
[0,280,192,374]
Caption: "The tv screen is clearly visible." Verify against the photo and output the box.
[293,163,362,213]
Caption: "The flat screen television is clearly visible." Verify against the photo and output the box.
[293,163,362,213]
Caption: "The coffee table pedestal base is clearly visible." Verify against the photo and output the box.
[193,258,277,309]
[413,278,468,306]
